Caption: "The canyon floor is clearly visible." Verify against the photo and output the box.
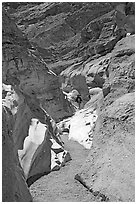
[30,134,99,202]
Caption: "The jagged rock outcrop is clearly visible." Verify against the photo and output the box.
[2,9,73,122]
[6,2,114,62]
[4,2,134,67]
[2,107,32,202]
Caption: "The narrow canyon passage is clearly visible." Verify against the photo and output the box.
[30,134,97,202]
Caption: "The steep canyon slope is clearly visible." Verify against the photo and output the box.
[2,2,135,202]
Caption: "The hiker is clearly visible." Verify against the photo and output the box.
[75,94,82,109]
[69,89,82,109]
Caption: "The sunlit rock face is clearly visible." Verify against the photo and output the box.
[69,109,98,149]
[58,100,100,150]
[2,107,32,202]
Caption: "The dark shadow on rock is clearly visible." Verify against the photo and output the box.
[102,86,111,98]
[27,172,50,187]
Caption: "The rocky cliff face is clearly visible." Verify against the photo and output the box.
[2,9,73,122]
[2,2,135,202]
[6,3,113,62]
[5,2,134,73]
[2,8,73,202]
